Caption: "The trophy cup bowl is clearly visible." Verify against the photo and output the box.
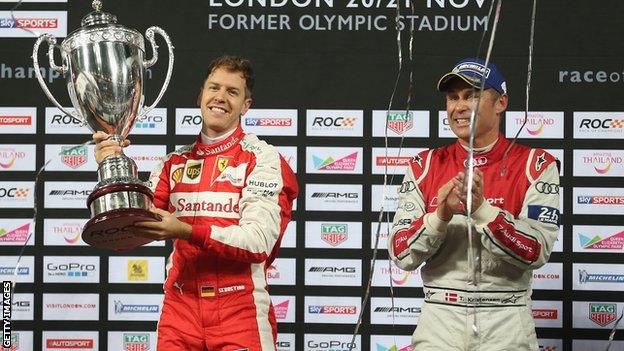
[32,1,174,251]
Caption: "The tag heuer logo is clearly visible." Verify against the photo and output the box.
[186,163,201,179]
[321,224,347,246]
[217,156,229,172]
[123,332,150,351]
[589,303,617,327]
[387,112,413,134]
[61,146,87,169]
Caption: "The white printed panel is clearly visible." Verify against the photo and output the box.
[573,187,624,215]
[281,221,297,248]
[573,263,624,291]
[306,147,363,174]
[370,335,413,351]
[573,149,624,177]
[175,108,202,135]
[107,331,157,351]
[573,225,624,253]
[43,218,88,246]
[531,263,563,290]
[371,148,425,175]
[304,296,361,324]
[372,260,423,288]
[268,258,296,286]
[44,107,87,134]
[133,107,167,135]
[306,109,363,137]
[43,256,99,283]
[305,184,362,212]
[277,146,297,174]
[372,110,429,137]
[305,259,361,286]
[42,331,98,351]
[573,301,624,329]
[4,331,33,351]
[0,256,34,283]
[242,109,298,136]
[370,297,422,325]
[108,256,165,284]
[108,294,163,321]
[532,300,563,328]
[0,107,36,134]
[0,219,34,246]
[545,148,564,176]
[303,334,361,351]
[0,181,34,208]
[371,184,399,212]
[537,339,563,351]
[42,294,99,320]
[44,144,97,171]
[370,222,391,250]
[1,293,34,320]
[305,221,362,249]
[0,144,36,171]
[0,11,67,37]
[574,112,624,139]
[271,295,295,323]
[552,227,563,253]
[504,111,565,139]
[123,144,167,172]
[438,111,455,138]
[573,339,624,351]
[44,181,95,209]
[276,333,296,351]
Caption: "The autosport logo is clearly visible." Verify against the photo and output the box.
[45,339,94,348]
[0,116,31,126]
[532,309,558,319]
[0,17,58,29]
[577,196,624,205]
[307,305,357,314]
[375,156,411,166]
[244,118,292,127]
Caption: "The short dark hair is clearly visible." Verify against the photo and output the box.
[203,55,255,98]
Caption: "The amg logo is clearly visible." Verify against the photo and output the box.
[49,190,91,196]
[374,306,421,313]
[308,267,356,273]
[311,192,358,198]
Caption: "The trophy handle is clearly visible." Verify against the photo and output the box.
[140,26,174,118]
[32,34,82,123]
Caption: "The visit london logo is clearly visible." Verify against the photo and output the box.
[313,152,358,171]
[578,231,624,250]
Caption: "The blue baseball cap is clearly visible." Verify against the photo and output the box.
[437,57,507,95]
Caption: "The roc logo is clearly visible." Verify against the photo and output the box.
[61,146,87,169]
[589,303,617,327]
[387,112,413,134]
[127,260,148,281]
[321,223,347,246]
[171,167,183,184]
[123,332,150,351]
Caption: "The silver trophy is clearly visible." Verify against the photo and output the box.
[32,0,174,251]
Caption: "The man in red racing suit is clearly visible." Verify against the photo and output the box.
[94,56,298,350]
[388,58,560,350]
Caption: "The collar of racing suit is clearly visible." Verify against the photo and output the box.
[191,124,244,157]
[200,127,237,145]
[453,132,510,168]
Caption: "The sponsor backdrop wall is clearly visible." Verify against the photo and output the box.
[0,0,622,350]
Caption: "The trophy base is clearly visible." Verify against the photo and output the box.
[82,208,161,251]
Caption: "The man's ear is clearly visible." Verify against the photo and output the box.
[241,98,252,116]
[495,93,509,114]
[196,88,203,107]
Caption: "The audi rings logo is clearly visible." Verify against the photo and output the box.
[463,157,488,167]
[534,181,559,194]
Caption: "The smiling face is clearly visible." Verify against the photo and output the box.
[445,79,508,148]
[197,67,252,138]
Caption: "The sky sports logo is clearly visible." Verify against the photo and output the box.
[244,118,292,126]
[577,196,624,205]
[307,305,356,314]
[0,18,58,29]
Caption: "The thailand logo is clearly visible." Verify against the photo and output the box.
[61,146,87,169]
[375,343,412,351]
[387,112,413,134]
[273,299,289,320]
[0,223,30,242]
[582,152,623,175]
[0,148,25,169]
[313,152,358,171]
[123,332,150,351]
[578,231,624,250]
[127,260,148,281]
[589,303,617,327]
[320,223,347,246]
